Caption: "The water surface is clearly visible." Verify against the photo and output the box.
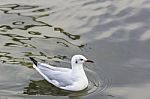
[0,0,150,99]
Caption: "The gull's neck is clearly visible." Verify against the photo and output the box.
[72,63,84,72]
[71,63,87,78]
[71,63,89,89]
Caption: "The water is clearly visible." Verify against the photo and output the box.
[0,0,150,99]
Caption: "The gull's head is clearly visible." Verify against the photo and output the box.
[71,55,94,65]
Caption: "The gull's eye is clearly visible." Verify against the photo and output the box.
[80,59,83,61]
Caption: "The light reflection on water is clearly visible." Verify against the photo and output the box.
[0,3,83,66]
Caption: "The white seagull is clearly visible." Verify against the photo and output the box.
[29,55,94,91]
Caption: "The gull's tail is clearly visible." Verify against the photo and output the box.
[29,57,37,66]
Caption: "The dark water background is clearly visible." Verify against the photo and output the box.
[0,0,150,99]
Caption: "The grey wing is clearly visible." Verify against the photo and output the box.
[38,62,71,72]
[34,63,73,87]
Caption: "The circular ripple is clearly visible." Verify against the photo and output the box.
[67,65,111,96]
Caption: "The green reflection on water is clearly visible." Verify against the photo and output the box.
[54,27,80,40]
[24,80,69,95]
[0,3,89,70]
[28,31,41,35]
[0,3,80,40]
[24,80,88,96]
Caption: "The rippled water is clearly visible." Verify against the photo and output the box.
[0,0,150,99]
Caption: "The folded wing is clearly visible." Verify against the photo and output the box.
[30,58,73,88]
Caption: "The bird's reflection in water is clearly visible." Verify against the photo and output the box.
[69,96,83,99]
[24,80,88,97]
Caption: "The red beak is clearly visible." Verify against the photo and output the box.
[86,59,94,63]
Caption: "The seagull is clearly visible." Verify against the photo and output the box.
[29,55,94,91]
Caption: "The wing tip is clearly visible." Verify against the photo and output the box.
[29,57,37,66]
